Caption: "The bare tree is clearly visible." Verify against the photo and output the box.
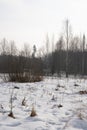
[64,19,72,78]
[22,43,31,57]
[45,34,50,75]
[9,41,17,56]
[66,20,69,78]
[82,34,85,76]
[56,36,64,51]
[46,34,50,55]
[37,46,46,57]
[32,45,37,58]
[51,34,55,75]
[55,36,65,76]
[70,36,80,51]
[0,38,9,55]
[52,34,55,53]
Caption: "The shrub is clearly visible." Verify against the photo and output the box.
[8,73,43,83]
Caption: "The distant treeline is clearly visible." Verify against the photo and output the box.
[0,20,87,78]
[48,50,87,76]
[0,49,87,76]
[0,55,43,75]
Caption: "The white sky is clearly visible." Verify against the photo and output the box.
[0,0,87,49]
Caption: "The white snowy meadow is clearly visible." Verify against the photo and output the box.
[0,76,87,130]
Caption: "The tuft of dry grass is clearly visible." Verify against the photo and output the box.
[58,104,63,108]
[79,90,87,94]
[74,83,79,86]
[55,88,59,91]
[8,112,15,119]
[57,84,64,88]
[78,113,83,120]
[30,107,37,117]
[22,97,26,106]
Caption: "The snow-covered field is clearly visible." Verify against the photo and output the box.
[0,76,87,130]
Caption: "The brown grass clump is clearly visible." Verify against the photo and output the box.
[74,83,79,86]
[51,95,55,101]
[55,88,59,91]
[79,90,87,94]
[30,107,37,117]
[8,112,15,119]
[78,113,83,120]
[22,97,26,106]
[57,84,65,88]
[58,104,63,108]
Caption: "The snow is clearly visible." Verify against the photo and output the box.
[0,76,87,130]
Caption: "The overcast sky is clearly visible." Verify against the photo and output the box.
[0,0,87,49]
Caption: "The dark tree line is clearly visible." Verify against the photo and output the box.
[47,50,87,76]
[44,33,87,77]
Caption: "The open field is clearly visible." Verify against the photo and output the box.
[0,76,87,130]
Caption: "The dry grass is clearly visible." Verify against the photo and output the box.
[79,90,87,94]
[30,107,37,117]
[58,104,63,108]
[74,83,79,86]
[8,112,15,119]
[78,113,83,120]
[22,97,26,106]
